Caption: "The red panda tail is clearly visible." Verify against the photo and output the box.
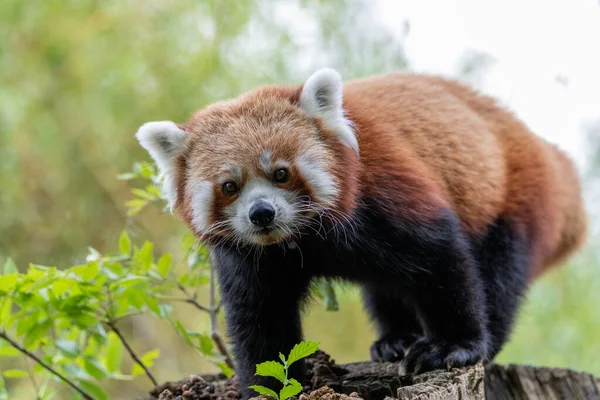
[542,145,589,273]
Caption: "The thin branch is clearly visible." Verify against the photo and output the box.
[209,261,234,370]
[185,297,211,313]
[104,284,157,386]
[107,322,158,386]
[111,311,144,324]
[175,283,211,313]
[157,294,212,312]
[0,331,93,400]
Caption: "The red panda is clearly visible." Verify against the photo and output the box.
[136,69,588,399]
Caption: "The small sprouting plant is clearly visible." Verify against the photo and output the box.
[249,341,320,400]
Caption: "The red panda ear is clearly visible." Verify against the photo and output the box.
[299,68,359,154]
[135,121,187,210]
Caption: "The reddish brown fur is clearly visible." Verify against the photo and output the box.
[173,72,587,278]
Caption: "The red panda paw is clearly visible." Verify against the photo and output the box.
[401,338,487,375]
[370,333,421,362]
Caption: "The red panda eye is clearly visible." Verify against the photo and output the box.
[273,168,289,183]
[222,181,238,195]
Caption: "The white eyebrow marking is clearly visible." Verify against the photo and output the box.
[259,149,272,174]
[220,163,243,182]
[273,159,291,169]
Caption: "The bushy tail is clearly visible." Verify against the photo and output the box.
[546,145,589,268]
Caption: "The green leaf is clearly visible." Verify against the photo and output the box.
[105,332,123,374]
[175,320,194,347]
[157,253,172,277]
[131,349,159,376]
[112,275,148,290]
[249,385,279,400]
[0,299,12,329]
[287,341,319,366]
[56,340,79,358]
[3,258,17,274]
[198,333,214,355]
[51,278,75,297]
[145,185,162,197]
[255,361,286,383]
[136,162,155,179]
[141,349,160,366]
[83,356,108,380]
[125,199,147,216]
[2,369,28,379]
[61,363,91,380]
[119,231,132,256]
[132,188,152,200]
[219,362,234,379]
[280,378,303,400]
[0,347,19,357]
[318,279,339,311]
[177,272,190,286]
[23,319,52,349]
[116,172,136,180]
[132,242,154,271]
[0,273,18,293]
[68,262,99,281]
[73,313,99,328]
[79,380,109,400]
[145,295,161,317]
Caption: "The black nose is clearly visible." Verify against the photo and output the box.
[249,201,275,228]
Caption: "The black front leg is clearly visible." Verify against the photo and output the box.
[212,246,311,400]
[362,284,423,362]
[357,205,490,374]
[398,213,490,373]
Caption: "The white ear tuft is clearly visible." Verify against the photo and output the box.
[135,121,187,210]
[299,68,359,154]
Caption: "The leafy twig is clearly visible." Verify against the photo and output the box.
[250,341,320,400]
[106,322,158,386]
[173,267,234,369]
[0,331,93,400]
[112,311,144,324]
[175,284,211,313]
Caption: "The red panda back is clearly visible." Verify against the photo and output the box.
[426,76,588,276]
[343,73,587,277]
[343,73,508,236]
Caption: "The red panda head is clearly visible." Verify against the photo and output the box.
[136,68,360,246]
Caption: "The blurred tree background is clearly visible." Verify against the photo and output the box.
[0,0,598,398]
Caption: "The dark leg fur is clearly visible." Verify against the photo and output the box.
[343,208,489,374]
[474,216,530,358]
[362,285,422,362]
[212,247,311,400]
[399,229,490,373]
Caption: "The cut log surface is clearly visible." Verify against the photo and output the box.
[485,364,600,400]
[141,359,600,400]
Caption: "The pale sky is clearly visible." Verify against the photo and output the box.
[375,0,600,170]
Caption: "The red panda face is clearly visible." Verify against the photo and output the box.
[136,68,359,246]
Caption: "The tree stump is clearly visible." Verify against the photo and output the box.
[142,353,600,400]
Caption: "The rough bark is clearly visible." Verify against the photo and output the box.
[142,362,600,400]
[485,364,600,400]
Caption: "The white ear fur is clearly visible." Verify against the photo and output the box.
[135,121,187,210]
[299,68,359,154]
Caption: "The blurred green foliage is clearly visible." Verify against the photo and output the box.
[0,225,238,399]
[0,0,598,399]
